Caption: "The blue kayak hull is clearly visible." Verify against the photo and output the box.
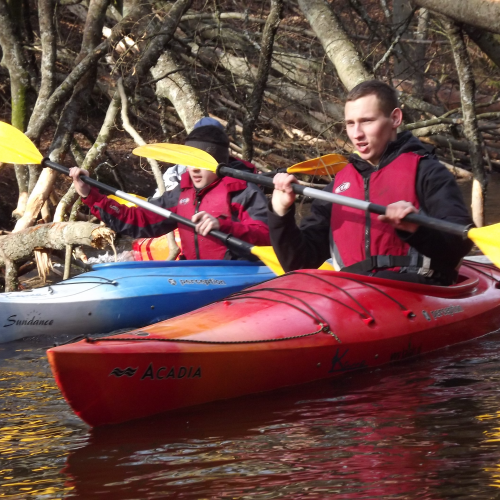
[0,260,274,343]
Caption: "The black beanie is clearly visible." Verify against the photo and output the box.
[184,125,229,163]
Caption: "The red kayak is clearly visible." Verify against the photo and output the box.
[47,260,500,426]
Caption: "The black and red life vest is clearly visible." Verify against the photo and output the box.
[330,152,429,273]
[176,172,248,260]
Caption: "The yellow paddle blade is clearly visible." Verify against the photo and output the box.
[250,246,285,275]
[318,260,335,271]
[468,224,500,269]
[287,154,348,176]
[0,121,43,164]
[108,193,147,207]
[133,143,218,171]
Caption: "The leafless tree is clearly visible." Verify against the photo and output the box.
[0,0,499,290]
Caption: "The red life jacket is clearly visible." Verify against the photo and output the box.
[330,152,422,272]
[176,172,248,260]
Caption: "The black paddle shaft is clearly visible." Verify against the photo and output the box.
[42,159,255,254]
[216,164,470,239]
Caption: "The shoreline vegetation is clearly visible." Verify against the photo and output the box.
[0,0,499,291]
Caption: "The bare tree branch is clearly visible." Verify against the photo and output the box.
[413,0,500,35]
[297,0,372,90]
[124,0,193,90]
[117,78,165,194]
[242,0,283,161]
[151,49,205,132]
[15,0,111,232]
[54,91,121,221]
[374,7,416,73]
[443,17,487,227]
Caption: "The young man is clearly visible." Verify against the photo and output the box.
[153,117,235,195]
[69,122,270,260]
[269,80,473,285]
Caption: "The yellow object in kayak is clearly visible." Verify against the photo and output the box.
[107,193,147,207]
[133,229,182,261]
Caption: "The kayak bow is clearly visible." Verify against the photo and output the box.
[48,260,500,426]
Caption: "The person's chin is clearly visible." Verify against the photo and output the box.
[358,152,371,161]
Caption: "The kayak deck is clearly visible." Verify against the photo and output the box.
[0,260,273,343]
[47,261,500,426]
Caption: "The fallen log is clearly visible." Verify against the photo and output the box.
[0,221,115,292]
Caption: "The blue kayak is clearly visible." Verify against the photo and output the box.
[0,260,274,343]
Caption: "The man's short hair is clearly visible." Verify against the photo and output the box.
[346,80,399,116]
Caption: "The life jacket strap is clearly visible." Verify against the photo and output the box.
[342,254,424,274]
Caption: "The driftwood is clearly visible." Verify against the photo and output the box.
[0,222,115,291]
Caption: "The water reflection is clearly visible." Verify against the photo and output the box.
[63,379,445,499]
[61,336,500,499]
[0,341,86,498]
[2,332,500,498]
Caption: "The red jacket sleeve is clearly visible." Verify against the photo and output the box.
[82,187,179,238]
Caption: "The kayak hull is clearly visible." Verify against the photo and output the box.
[0,260,273,343]
[47,261,500,426]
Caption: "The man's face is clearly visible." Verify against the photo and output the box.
[345,94,402,166]
[187,166,218,189]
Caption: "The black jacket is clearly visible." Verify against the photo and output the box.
[268,132,474,279]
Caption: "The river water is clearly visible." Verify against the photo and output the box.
[2,177,500,499]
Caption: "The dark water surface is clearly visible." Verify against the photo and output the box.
[3,333,500,499]
[2,176,500,499]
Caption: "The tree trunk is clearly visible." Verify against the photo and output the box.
[393,0,415,81]
[0,0,31,218]
[151,49,206,133]
[14,0,111,232]
[444,18,487,227]
[28,0,56,132]
[297,0,372,90]
[242,0,283,161]
[53,91,121,221]
[464,25,500,70]
[413,0,500,35]
[413,8,429,97]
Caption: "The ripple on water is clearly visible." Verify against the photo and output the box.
[0,344,88,499]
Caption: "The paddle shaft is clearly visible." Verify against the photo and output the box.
[42,159,256,254]
[217,165,470,238]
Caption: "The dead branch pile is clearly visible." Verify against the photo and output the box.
[0,0,499,289]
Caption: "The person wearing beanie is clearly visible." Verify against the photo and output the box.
[154,118,254,195]
[69,119,270,260]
